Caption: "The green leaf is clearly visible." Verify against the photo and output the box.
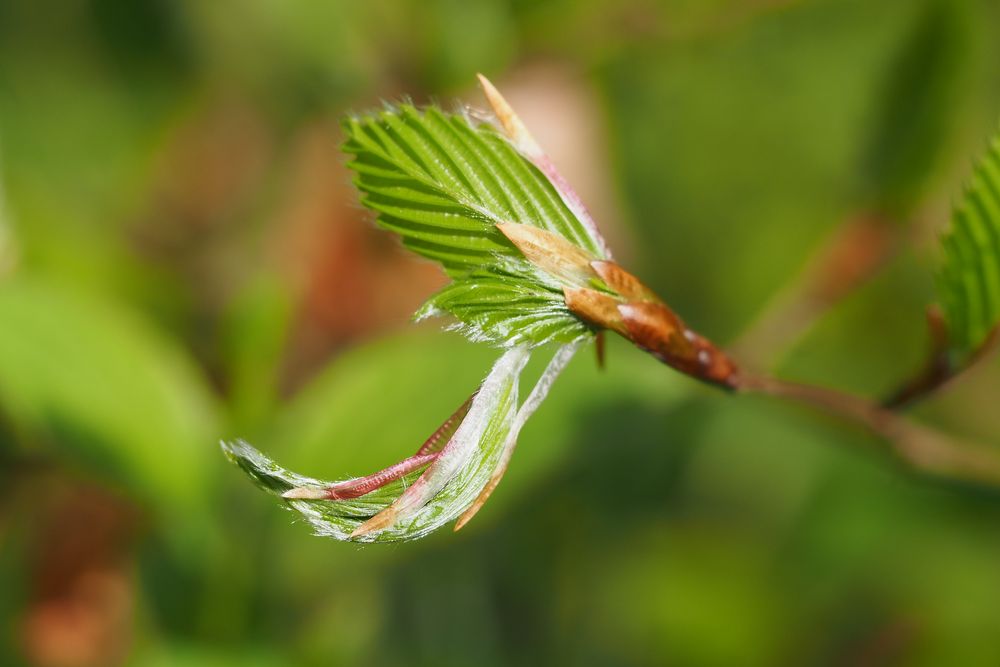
[937,128,1000,357]
[416,269,587,346]
[225,328,688,543]
[223,346,529,543]
[0,278,219,513]
[342,104,604,267]
[342,103,605,346]
[272,329,687,513]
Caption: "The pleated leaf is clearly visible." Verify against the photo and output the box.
[416,269,588,345]
[937,129,1000,357]
[342,104,605,347]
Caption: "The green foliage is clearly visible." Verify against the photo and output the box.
[0,278,219,513]
[4,0,1000,663]
[415,269,585,345]
[264,331,687,526]
[342,104,603,346]
[223,438,426,541]
[342,105,604,266]
[937,129,1000,357]
[223,346,527,542]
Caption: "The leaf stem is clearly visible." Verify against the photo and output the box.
[884,319,999,409]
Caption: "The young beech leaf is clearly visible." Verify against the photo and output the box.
[226,77,742,544]
[341,88,610,347]
[937,127,1000,358]
[223,343,580,542]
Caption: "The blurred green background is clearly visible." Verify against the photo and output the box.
[2,0,1000,665]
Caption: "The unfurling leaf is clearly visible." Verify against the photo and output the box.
[341,76,738,386]
[936,127,1000,360]
[227,75,741,543]
[341,91,609,348]
[223,343,579,542]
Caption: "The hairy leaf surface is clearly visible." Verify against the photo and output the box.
[223,346,527,542]
[342,104,605,346]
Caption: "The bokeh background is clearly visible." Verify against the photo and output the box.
[2,0,1000,665]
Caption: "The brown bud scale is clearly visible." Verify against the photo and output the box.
[564,263,740,389]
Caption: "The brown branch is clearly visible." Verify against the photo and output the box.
[738,374,1000,487]
[524,206,1000,488]
[571,270,1000,487]
[882,306,951,408]
[722,208,1000,474]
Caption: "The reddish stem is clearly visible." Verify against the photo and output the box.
[885,321,999,409]
[320,452,439,500]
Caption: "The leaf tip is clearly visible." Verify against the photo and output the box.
[453,476,499,532]
[220,438,250,463]
[350,508,398,539]
[476,74,539,157]
[453,513,474,532]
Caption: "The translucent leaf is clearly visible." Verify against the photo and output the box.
[342,102,607,347]
[936,129,1000,357]
[416,270,588,346]
[223,346,531,543]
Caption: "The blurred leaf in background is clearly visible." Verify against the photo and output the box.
[0,278,218,514]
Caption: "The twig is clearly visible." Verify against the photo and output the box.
[884,316,999,409]
[738,374,1000,487]
[882,306,951,408]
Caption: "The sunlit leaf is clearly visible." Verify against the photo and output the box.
[415,270,586,346]
[223,346,530,542]
[342,101,607,346]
